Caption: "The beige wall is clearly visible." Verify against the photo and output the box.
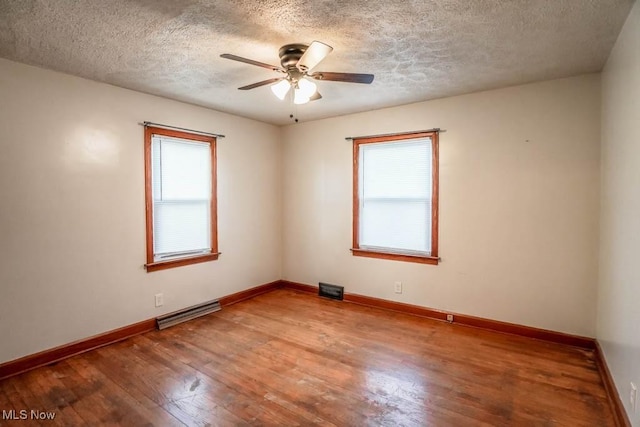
[599,2,640,424]
[282,74,601,337]
[0,56,609,365]
[0,59,282,364]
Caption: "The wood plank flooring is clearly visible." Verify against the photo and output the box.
[0,289,614,426]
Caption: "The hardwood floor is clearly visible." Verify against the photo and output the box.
[0,289,614,426]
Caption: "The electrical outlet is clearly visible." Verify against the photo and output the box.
[155,293,164,307]
[446,314,454,323]
[394,281,402,294]
[630,382,637,411]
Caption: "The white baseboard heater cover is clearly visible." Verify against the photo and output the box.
[156,300,221,330]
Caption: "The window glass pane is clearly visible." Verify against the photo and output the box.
[361,139,431,199]
[360,199,431,253]
[151,138,162,200]
[152,135,211,201]
[150,134,212,261]
[359,137,433,255]
[153,201,211,258]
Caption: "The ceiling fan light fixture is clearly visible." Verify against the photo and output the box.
[221,40,374,105]
[297,78,317,98]
[293,87,310,104]
[271,79,291,100]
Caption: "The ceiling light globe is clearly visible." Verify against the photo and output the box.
[293,88,310,104]
[297,78,317,98]
[271,79,291,100]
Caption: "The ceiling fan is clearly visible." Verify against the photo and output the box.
[220,41,374,105]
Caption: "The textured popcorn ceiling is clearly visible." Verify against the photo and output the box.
[0,0,634,125]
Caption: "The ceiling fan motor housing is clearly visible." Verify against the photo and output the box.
[278,44,308,69]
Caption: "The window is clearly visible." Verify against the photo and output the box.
[352,131,439,265]
[144,126,219,272]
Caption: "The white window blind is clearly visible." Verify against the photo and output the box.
[151,135,212,261]
[359,137,432,255]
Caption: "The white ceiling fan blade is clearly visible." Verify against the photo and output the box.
[296,41,333,72]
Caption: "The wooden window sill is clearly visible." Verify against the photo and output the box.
[350,248,439,265]
[145,252,221,272]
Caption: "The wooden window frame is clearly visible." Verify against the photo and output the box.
[144,126,219,272]
[351,131,439,265]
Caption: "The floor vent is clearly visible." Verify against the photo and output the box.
[319,282,344,300]
[156,300,221,330]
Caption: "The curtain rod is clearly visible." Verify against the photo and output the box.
[345,128,444,140]
[141,121,225,138]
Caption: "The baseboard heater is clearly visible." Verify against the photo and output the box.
[319,282,344,300]
[156,300,221,330]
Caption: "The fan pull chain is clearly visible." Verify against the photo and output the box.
[289,88,299,123]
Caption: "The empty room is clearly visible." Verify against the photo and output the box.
[0,0,639,425]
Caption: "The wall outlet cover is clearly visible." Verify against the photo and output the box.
[155,293,164,307]
[394,281,402,294]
